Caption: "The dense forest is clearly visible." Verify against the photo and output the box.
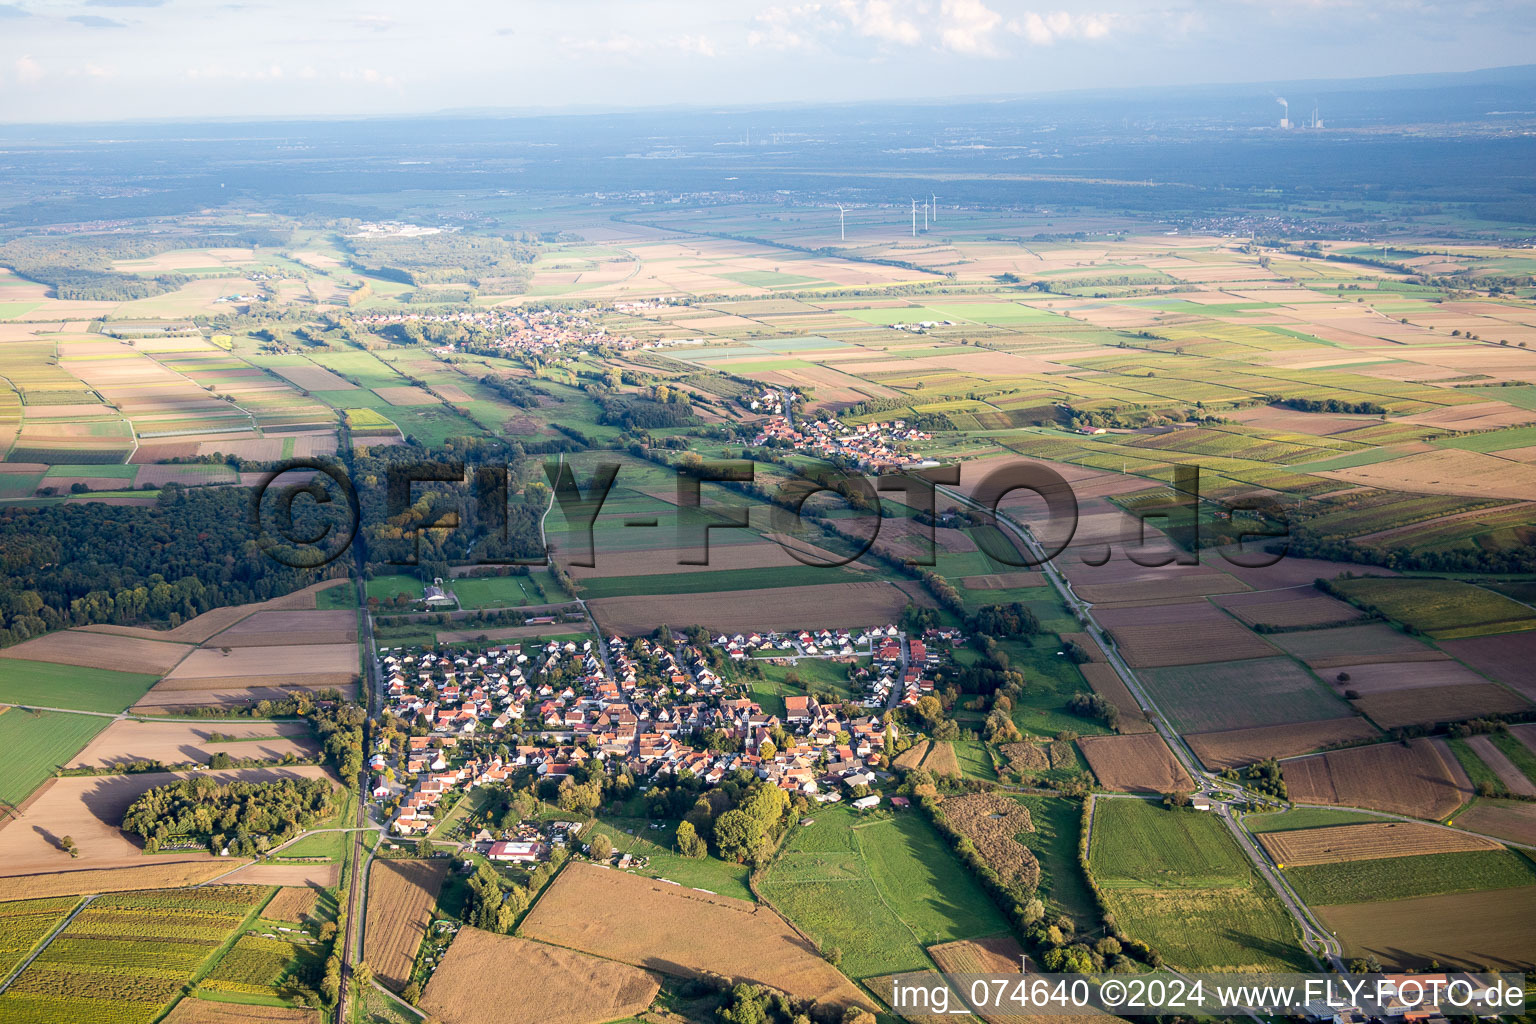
[122,775,337,855]
[0,227,291,300]
[344,232,535,290]
[0,484,343,647]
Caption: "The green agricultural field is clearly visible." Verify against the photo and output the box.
[366,574,425,602]
[1088,798,1308,971]
[761,805,1007,980]
[1284,849,1536,905]
[0,658,160,714]
[0,710,109,804]
[1090,798,1252,889]
[1330,577,1536,639]
[1245,808,1386,833]
[1136,658,1354,734]
[1434,425,1536,453]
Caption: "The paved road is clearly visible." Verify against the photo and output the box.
[936,481,1344,970]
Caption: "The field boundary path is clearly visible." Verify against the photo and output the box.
[0,894,96,994]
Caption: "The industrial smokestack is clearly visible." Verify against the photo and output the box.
[1276,97,1289,129]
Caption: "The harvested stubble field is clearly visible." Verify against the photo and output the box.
[261,886,322,924]
[1138,657,1354,734]
[1282,739,1467,819]
[927,934,1107,1024]
[1453,800,1536,846]
[1257,822,1499,867]
[365,858,450,992]
[1185,717,1381,770]
[587,580,918,634]
[1437,633,1536,699]
[893,741,931,770]
[1323,659,1489,694]
[67,719,319,769]
[1214,589,1364,629]
[0,861,245,902]
[921,740,962,778]
[1078,664,1152,733]
[934,793,1038,889]
[163,998,319,1023]
[1096,603,1276,668]
[1317,886,1536,970]
[1078,734,1192,793]
[519,862,872,1013]
[204,609,358,647]
[0,630,191,675]
[1270,622,1445,669]
[1351,683,1531,729]
[212,861,339,887]
[421,928,660,1024]
[1072,574,1251,606]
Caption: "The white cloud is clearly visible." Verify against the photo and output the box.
[15,53,43,85]
[749,3,827,51]
[939,0,1004,55]
[677,34,718,57]
[835,0,921,46]
[1015,10,1115,45]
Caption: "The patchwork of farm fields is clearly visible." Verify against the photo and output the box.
[0,886,268,1024]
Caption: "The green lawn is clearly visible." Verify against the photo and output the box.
[0,710,109,805]
[316,585,359,610]
[452,574,548,609]
[760,806,1007,980]
[952,738,997,781]
[588,816,754,901]
[1088,798,1308,971]
[0,658,161,713]
[1284,849,1536,905]
[1012,795,1096,924]
[366,574,425,602]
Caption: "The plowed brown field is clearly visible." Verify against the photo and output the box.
[519,862,871,1013]
[1257,822,1498,867]
[365,858,449,992]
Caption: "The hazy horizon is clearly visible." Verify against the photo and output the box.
[4,0,1536,124]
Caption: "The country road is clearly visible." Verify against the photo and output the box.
[936,480,1344,970]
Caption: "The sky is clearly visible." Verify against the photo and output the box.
[2,0,1535,123]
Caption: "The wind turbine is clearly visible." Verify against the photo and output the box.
[931,194,939,223]
[910,199,917,237]
[922,201,929,232]
[836,204,846,242]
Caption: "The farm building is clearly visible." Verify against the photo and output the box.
[487,840,541,863]
[851,795,880,810]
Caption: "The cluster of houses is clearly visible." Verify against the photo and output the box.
[751,414,931,472]
[372,625,947,838]
[745,389,792,415]
[351,306,642,360]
